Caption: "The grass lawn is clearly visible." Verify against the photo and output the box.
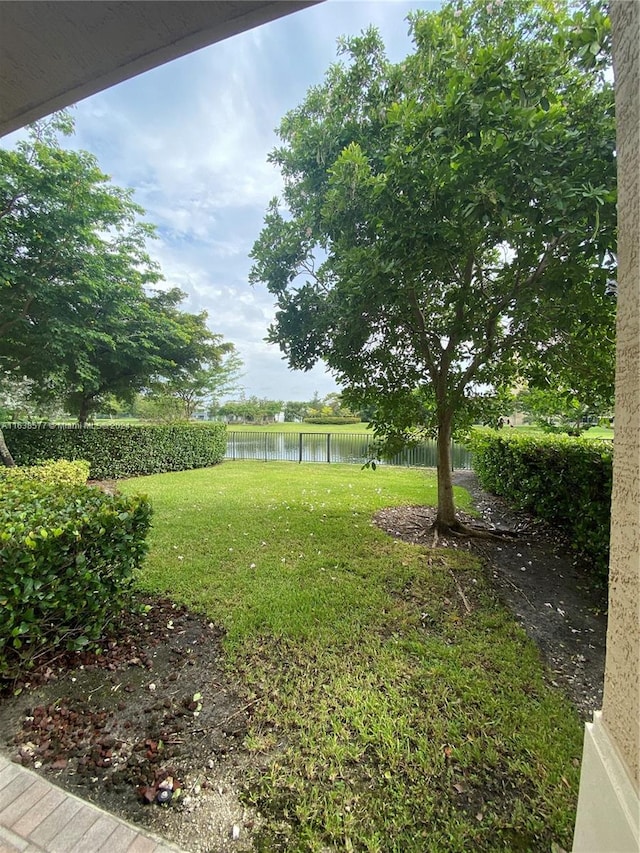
[581,426,614,440]
[121,461,583,852]
[227,421,373,434]
[510,424,614,440]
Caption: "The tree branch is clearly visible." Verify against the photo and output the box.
[454,312,501,398]
[450,236,567,401]
[0,191,26,220]
[407,287,438,382]
[515,235,564,293]
[441,251,476,372]
[0,295,35,336]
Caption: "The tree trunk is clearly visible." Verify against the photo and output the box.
[0,428,16,467]
[433,410,508,541]
[435,410,458,531]
[77,396,92,426]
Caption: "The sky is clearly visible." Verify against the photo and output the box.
[11,0,441,404]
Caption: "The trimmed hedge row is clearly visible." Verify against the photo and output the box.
[467,430,612,579]
[1,423,227,479]
[0,475,152,678]
[303,417,362,425]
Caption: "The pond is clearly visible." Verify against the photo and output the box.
[225,431,473,469]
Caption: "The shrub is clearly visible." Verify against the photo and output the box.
[303,417,362,425]
[0,479,152,678]
[1,423,227,479]
[0,459,90,486]
[467,429,612,579]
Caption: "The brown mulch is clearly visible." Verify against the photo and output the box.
[0,597,260,852]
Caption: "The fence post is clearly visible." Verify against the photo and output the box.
[327,432,331,464]
[299,432,303,463]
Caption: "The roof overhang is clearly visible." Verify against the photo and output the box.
[0,1,319,138]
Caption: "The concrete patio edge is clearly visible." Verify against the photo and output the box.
[0,753,188,853]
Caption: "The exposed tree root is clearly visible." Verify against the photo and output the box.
[373,506,517,547]
[430,519,517,545]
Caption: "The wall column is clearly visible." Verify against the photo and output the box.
[572,2,640,850]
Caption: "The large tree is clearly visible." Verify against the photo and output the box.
[250,0,616,533]
[0,114,150,385]
[0,114,234,441]
[59,286,226,426]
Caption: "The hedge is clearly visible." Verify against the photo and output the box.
[0,459,90,487]
[1,423,227,479]
[467,430,612,580]
[0,477,152,678]
[303,417,362,425]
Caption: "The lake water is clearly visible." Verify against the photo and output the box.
[225,431,473,469]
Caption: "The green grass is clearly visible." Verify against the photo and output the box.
[510,425,614,440]
[121,461,583,852]
[581,426,614,440]
[227,421,373,433]
[50,419,373,433]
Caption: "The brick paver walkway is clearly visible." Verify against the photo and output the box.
[0,755,186,853]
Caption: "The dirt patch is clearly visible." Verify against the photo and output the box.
[0,598,264,852]
[375,471,607,719]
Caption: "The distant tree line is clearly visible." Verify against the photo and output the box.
[204,392,361,425]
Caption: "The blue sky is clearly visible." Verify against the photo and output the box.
[36,1,442,403]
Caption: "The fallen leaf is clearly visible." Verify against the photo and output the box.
[135,785,155,804]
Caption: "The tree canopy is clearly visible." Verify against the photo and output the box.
[514,384,611,435]
[138,344,245,422]
[250,0,616,531]
[0,114,234,437]
[215,396,283,424]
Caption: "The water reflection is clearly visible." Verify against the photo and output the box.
[225,432,472,469]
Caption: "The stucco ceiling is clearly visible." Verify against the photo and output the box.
[0,1,318,138]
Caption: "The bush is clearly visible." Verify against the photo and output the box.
[1,423,227,479]
[467,430,612,580]
[0,459,90,486]
[303,417,362,425]
[0,479,152,678]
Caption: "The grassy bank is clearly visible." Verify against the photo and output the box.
[509,425,614,440]
[121,461,583,852]
[226,421,373,434]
